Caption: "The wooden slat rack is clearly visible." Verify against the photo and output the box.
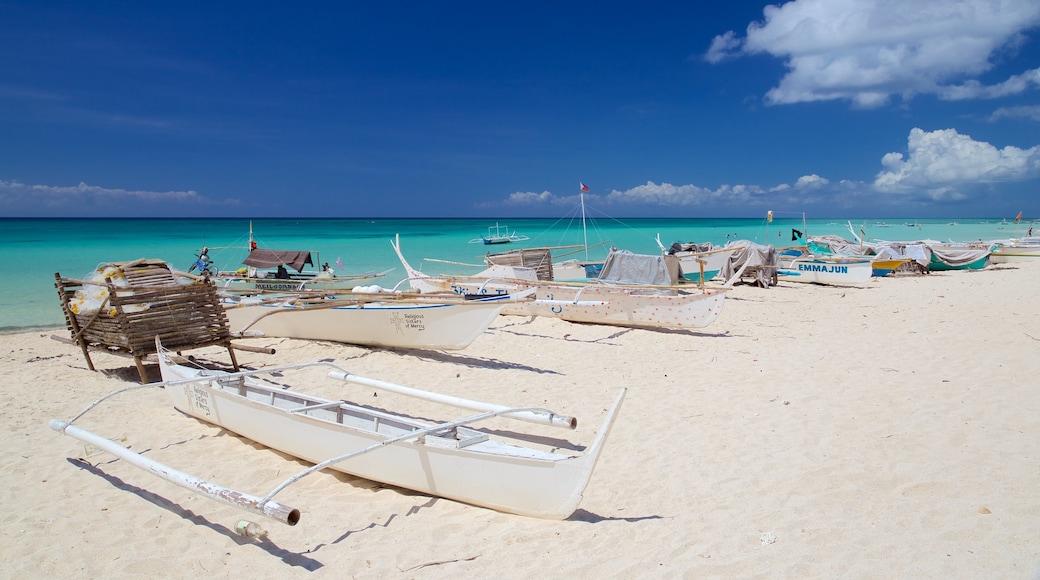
[55,259,240,382]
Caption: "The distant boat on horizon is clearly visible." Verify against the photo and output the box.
[470,223,530,245]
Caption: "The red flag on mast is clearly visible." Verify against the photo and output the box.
[580,182,589,192]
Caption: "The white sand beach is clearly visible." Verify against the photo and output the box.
[2,264,1038,577]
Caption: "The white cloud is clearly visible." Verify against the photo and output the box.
[707,0,1040,107]
[939,67,1040,100]
[493,128,1040,212]
[705,31,742,64]
[604,181,732,206]
[0,180,234,213]
[504,190,557,205]
[874,128,1040,199]
[795,174,830,188]
[989,104,1040,121]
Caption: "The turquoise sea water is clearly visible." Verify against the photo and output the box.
[1,216,1028,331]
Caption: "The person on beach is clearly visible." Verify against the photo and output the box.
[188,247,211,273]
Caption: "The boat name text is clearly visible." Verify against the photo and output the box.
[798,263,849,274]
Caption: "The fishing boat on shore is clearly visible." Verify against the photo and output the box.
[923,243,995,271]
[212,247,394,294]
[393,235,728,330]
[223,290,524,350]
[989,237,1040,263]
[763,212,874,286]
[655,235,739,284]
[776,248,875,285]
[51,336,625,525]
[195,224,394,294]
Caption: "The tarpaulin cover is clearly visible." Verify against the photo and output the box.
[718,240,780,287]
[597,249,680,285]
[242,249,314,273]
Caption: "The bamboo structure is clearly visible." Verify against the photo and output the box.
[55,259,239,382]
[485,247,555,280]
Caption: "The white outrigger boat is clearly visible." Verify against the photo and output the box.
[48,337,625,525]
[223,290,524,350]
[193,223,394,294]
[469,222,530,245]
[392,236,727,330]
[213,247,394,294]
[776,249,874,286]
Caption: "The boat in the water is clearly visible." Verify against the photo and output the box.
[469,223,529,245]
[223,290,522,350]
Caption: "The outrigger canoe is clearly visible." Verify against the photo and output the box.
[49,337,625,524]
[223,291,524,350]
[777,251,874,286]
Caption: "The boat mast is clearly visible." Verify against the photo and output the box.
[581,190,589,261]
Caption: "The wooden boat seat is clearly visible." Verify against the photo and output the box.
[55,259,240,382]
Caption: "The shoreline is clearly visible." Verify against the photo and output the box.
[3,264,1038,576]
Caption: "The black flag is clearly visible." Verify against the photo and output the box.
[792,229,803,241]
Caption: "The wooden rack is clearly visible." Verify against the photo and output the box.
[55,259,240,382]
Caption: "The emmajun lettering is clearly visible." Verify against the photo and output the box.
[797,263,849,274]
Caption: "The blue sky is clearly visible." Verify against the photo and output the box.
[1,1,1039,219]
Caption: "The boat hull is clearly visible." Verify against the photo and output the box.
[393,235,726,330]
[216,272,391,294]
[413,278,725,330]
[870,258,909,277]
[777,257,874,285]
[225,300,504,350]
[989,246,1040,263]
[927,255,990,271]
[158,355,622,519]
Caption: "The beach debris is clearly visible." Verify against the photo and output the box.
[82,434,128,458]
[760,532,777,545]
[978,507,991,514]
[402,555,481,572]
[234,520,268,540]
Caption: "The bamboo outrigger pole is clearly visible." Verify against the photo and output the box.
[49,419,301,526]
[329,371,577,429]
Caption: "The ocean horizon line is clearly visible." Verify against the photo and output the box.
[0,215,1023,220]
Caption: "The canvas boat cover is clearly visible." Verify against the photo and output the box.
[242,249,314,273]
[809,235,991,268]
[717,240,780,287]
[928,245,991,268]
[597,249,681,286]
[667,241,714,254]
[809,235,906,261]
